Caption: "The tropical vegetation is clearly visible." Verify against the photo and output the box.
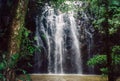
[0,0,120,81]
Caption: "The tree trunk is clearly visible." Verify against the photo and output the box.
[103,0,114,81]
[8,0,29,56]
[7,0,29,81]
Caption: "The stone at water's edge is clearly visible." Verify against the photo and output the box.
[29,74,108,81]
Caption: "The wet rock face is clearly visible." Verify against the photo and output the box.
[76,8,95,74]
[32,1,96,74]
[26,0,120,75]
[26,1,107,74]
[24,1,95,74]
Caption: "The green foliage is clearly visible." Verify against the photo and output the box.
[50,0,66,8]
[37,0,66,7]
[109,0,120,6]
[87,55,107,66]
[112,46,120,65]
[100,68,108,75]
[37,0,81,13]
[0,27,35,81]
[87,46,120,75]
[0,62,6,70]
[20,27,36,56]
[87,0,120,34]
[9,53,20,68]
[51,0,83,13]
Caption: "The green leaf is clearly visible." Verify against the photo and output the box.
[111,0,120,6]
[0,62,6,70]
[28,46,35,54]
[96,18,105,25]
[8,54,20,68]
[11,53,19,61]
[87,55,107,66]
[100,68,108,75]
[24,31,30,37]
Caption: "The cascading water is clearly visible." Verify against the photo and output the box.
[34,1,94,74]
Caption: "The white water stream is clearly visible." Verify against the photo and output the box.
[34,1,94,74]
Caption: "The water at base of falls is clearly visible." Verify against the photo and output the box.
[34,2,93,74]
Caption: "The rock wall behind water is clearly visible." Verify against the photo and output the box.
[32,1,95,74]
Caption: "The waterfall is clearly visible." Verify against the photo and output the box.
[34,1,94,74]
